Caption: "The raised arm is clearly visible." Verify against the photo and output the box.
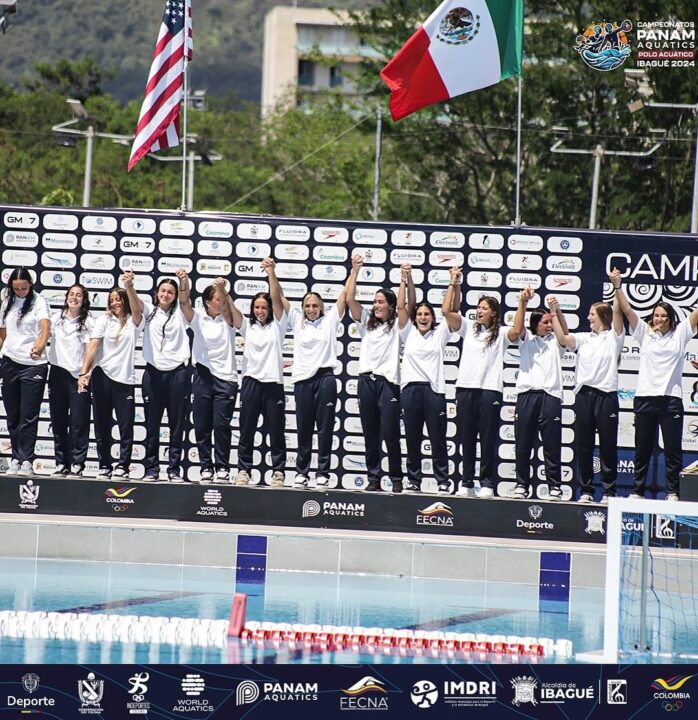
[121,271,143,326]
[610,267,639,332]
[262,257,289,321]
[609,269,624,335]
[397,264,414,330]
[508,287,533,341]
[346,254,364,322]
[548,296,575,350]
[441,266,463,332]
[225,283,244,329]
[176,269,194,323]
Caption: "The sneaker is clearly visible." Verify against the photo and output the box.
[365,480,382,492]
[666,493,679,502]
[629,492,644,500]
[52,464,69,477]
[438,483,452,495]
[578,493,594,504]
[17,461,34,477]
[391,479,403,494]
[315,474,330,488]
[141,470,159,483]
[111,467,129,480]
[234,470,250,486]
[270,471,285,488]
[5,459,20,474]
[513,485,528,499]
[548,487,563,502]
[477,487,494,499]
[214,469,230,485]
[198,468,214,484]
[404,480,421,493]
[294,473,310,488]
[456,484,475,497]
[96,467,112,481]
[69,464,85,477]
[600,494,612,505]
[168,471,185,484]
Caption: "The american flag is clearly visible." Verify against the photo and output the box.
[128,0,193,172]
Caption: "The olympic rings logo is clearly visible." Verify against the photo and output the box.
[662,701,683,712]
[111,506,127,512]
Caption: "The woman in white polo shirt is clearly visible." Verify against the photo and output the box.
[48,283,93,477]
[179,274,239,485]
[613,272,698,501]
[233,257,289,489]
[286,272,351,489]
[548,275,624,503]
[442,267,527,498]
[78,272,144,480]
[346,255,412,494]
[513,288,568,501]
[131,276,191,483]
[0,267,51,476]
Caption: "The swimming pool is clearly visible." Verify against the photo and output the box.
[0,557,605,664]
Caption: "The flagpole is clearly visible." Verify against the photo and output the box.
[181,57,189,211]
[513,74,523,226]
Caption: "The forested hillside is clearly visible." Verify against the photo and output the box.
[1,0,372,104]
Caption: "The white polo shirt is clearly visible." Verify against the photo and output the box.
[190,309,237,383]
[0,293,51,365]
[49,311,94,377]
[570,329,625,394]
[516,330,565,399]
[355,308,403,386]
[142,300,190,370]
[290,306,342,383]
[400,321,452,394]
[92,313,145,385]
[456,323,512,393]
[634,317,694,398]
[239,312,289,384]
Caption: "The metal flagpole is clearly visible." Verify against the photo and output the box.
[372,105,382,221]
[181,55,189,211]
[513,73,523,225]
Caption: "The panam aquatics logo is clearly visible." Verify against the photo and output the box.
[575,20,633,71]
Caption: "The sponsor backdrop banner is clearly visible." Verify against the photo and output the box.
[2,203,697,498]
[0,663,695,718]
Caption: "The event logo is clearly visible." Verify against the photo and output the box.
[237,223,272,240]
[3,230,39,247]
[198,221,233,238]
[172,674,214,713]
[197,489,228,518]
[160,219,195,236]
[276,224,310,241]
[3,211,39,227]
[235,681,318,705]
[43,232,78,249]
[44,213,78,230]
[516,505,554,533]
[302,500,365,518]
[511,676,538,706]
[22,673,40,693]
[584,511,606,535]
[6,674,56,710]
[431,231,465,248]
[651,675,693,702]
[81,234,117,251]
[18,480,40,510]
[353,228,388,245]
[340,677,388,711]
[82,215,117,232]
[77,672,104,714]
[392,230,426,247]
[575,20,633,71]
[468,252,504,269]
[104,486,137,512]
[159,238,194,255]
[82,254,115,270]
[41,252,76,268]
[314,227,348,243]
[443,680,497,708]
[411,681,439,708]
[121,217,156,234]
[636,20,695,68]
[417,502,454,527]
[607,679,628,704]
[236,681,260,706]
[436,7,480,45]
[539,682,595,702]
[127,672,150,715]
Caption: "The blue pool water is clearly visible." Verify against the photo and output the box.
[0,558,606,664]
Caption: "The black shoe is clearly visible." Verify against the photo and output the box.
[365,480,382,492]
[392,480,403,494]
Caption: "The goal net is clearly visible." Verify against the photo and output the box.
[578,497,698,663]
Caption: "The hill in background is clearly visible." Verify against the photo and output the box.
[1,0,373,105]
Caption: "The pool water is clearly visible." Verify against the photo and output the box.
[0,558,605,664]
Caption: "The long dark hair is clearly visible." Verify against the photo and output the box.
[1,267,36,324]
[411,301,436,328]
[147,278,178,350]
[529,309,548,334]
[473,295,501,348]
[648,301,677,332]
[249,292,273,326]
[60,283,91,332]
[366,288,397,332]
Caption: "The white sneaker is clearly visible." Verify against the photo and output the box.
[52,464,69,477]
[168,471,185,484]
[5,459,20,474]
[548,488,563,502]
[477,487,494,499]
[234,470,250,486]
[294,473,310,488]
[578,493,594,504]
[197,468,214,484]
[96,467,112,481]
[600,494,611,505]
[17,461,34,477]
[270,471,285,488]
[69,464,85,477]
[513,485,528,499]
[666,493,679,502]
[214,469,230,485]
[111,467,129,480]
[315,474,330,488]
[456,485,475,497]
[629,492,644,500]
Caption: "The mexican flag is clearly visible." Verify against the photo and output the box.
[380,0,524,121]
